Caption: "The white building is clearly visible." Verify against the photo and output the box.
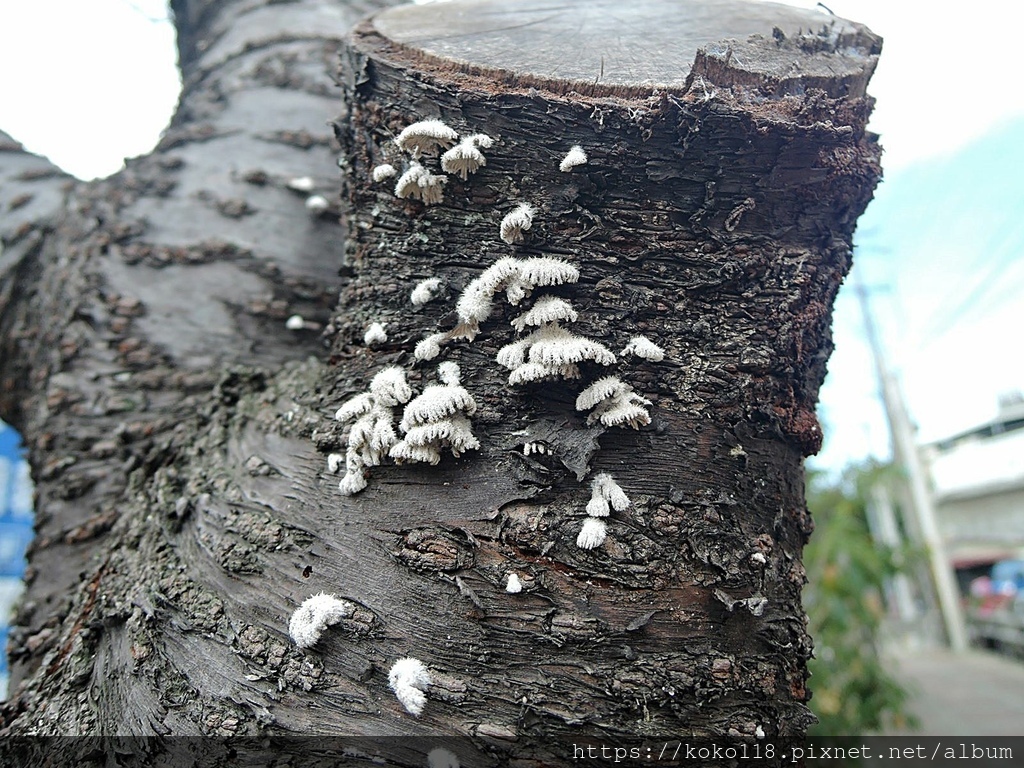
[924,394,1024,587]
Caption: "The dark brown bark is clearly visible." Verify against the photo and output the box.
[0,0,880,764]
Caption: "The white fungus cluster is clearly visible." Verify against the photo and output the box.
[395,161,447,205]
[575,376,652,429]
[498,323,616,385]
[334,366,413,495]
[391,362,479,465]
[384,120,492,206]
[388,657,432,716]
[576,473,631,550]
[441,133,494,180]
[586,473,631,517]
[505,573,524,593]
[288,593,356,649]
[493,282,615,385]
[500,202,535,244]
[454,256,580,340]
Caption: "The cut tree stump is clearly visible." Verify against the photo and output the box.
[328,0,881,754]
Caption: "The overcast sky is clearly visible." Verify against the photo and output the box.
[0,0,1021,470]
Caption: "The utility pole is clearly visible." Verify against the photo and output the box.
[853,267,968,651]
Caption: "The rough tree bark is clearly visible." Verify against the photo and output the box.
[0,0,880,764]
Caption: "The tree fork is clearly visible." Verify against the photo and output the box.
[327,0,881,751]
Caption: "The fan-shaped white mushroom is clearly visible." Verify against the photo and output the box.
[395,119,458,156]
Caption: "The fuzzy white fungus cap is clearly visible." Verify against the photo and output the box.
[576,517,608,550]
[505,573,524,594]
[559,145,588,172]
[500,203,535,245]
[410,277,443,306]
[414,332,448,361]
[622,335,665,362]
[305,194,330,213]
[287,176,315,192]
[527,324,616,368]
[395,162,447,205]
[289,593,354,649]
[395,119,459,156]
[586,495,610,517]
[285,314,306,330]
[388,657,432,716]
[441,134,493,180]
[364,322,388,347]
[372,163,397,182]
[511,296,578,332]
[427,748,461,768]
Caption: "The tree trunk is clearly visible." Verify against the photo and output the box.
[0,0,880,764]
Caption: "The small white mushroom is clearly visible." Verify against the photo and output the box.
[372,163,397,182]
[500,203,535,244]
[559,145,588,172]
[576,517,608,550]
[326,453,344,474]
[305,194,330,213]
[364,322,388,346]
[441,135,492,180]
[592,473,631,511]
[288,593,354,649]
[285,314,306,330]
[287,176,315,192]
[395,119,458,156]
[388,657,432,716]
[427,748,461,768]
[414,332,448,361]
[505,573,524,594]
[586,495,610,517]
[622,335,665,362]
[410,277,443,306]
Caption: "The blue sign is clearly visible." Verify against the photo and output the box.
[0,420,33,697]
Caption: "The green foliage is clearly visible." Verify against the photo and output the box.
[804,461,915,735]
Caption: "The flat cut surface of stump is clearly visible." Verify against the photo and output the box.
[371,0,880,96]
